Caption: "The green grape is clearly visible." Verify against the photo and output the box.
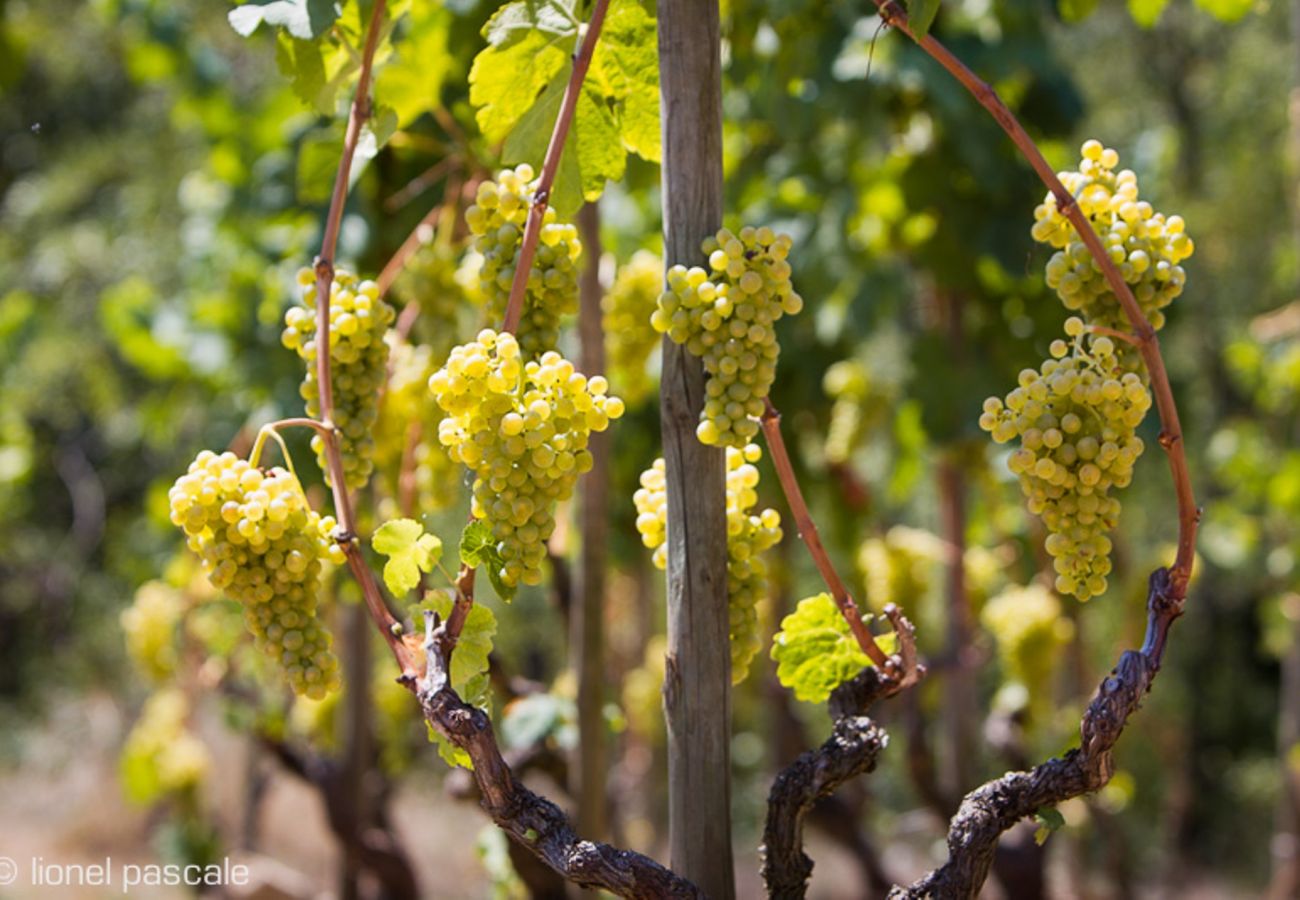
[373,338,462,520]
[121,580,186,683]
[390,237,482,356]
[120,688,211,804]
[429,330,624,588]
[634,443,783,680]
[465,165,582,358]
[651,226,803,447]
[979,332,1152,601]
[857,526,945,613]
[169,450,344,697]
[822,359,891,465]
[980,583,1074,717]
[603,250,663,406]
[1031,140,1194,336]
[282,268,396,491]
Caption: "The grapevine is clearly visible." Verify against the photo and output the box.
[602,250,663,406]
[634,443,783,679]
[282,267,396,491]
[168,450,344,697]
[428,330,624,589]
[466,165,582,359]
[653,226,803,447]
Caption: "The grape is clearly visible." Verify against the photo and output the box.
[823,359,891,465]
[980,583,1074,717]
[121,581,186,683]
[634,443,783,680]
[282,267,396,491]
[603,250,663,406]
[465,165,582,359]
[429,330,624,588]
[390,238,482,356]
[857,526,945,613]
[121,688,211,802]
[979,332,1152,601]
[169,450,344,697]
[651,226,803,447]
[1031,140,1194,337]
[373,337,462,520]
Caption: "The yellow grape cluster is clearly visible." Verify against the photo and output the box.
[652,226,803,447]
[979,328,1152,601]
[373,338,461,519]
[822,359,892,466]
[1031,140,1194,334]
[980,584,1074,715]
[282,268,395,490]
[169,450,343,697]
[390,239,481,355]
[429,330,624,588]
[857,526,945,612]
[121,689,211,802]
[634,444,783,679]
[602,250,664,406]
[121,581,186,683]
[465,165,581,358]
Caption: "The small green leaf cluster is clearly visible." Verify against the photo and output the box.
[602,250,663,406]
[771,593,895,704]
[282,268,396,490]
[429,330,624,589]
[372,518,443,597]
[169,450,343,698]
[465,166,582,359]
[634,444,783,680]
[1031,140,1194,336]
[424,590,497,769]
[652,226,803,447]
[980,329,1152,601]
[120,688,212,806]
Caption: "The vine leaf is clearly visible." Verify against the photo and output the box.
[228,0,341,40]
[905,0,942,38]
[771,593,896,704]
[1033,806,1066,845]
[460,521,517,603]
[423,592,496,769]
[373,518,442,596]
[468,0,660,215]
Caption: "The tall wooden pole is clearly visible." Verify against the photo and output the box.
[657,6,734,898]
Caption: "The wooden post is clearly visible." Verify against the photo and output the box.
[657,5,734,898]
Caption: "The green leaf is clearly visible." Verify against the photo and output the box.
[469,27,569,143]
[500,693,574,750]
[771,593,896,704]
[423,592,497,769]
[374,3,453,127]
[1033,806,1066,845]
[372,518,443,596]
[1126,0,1170,27]
[1058,0,1099,22]
[1192,0,1253,21]
[460,521,518,602]
[906,0,942,38]
[229,0,341,40]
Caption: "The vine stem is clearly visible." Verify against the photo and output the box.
[874,0,1198,601]
[760,399,893,669]
[500,0,611,334]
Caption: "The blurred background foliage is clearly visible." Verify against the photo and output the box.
[1,0,1299,895]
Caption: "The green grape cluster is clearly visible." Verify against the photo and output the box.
[282,268,396,490]
[980,584,1074,716]
[651,226,803,447]
[857,525,945,613]
[1031,140,1194,334]
[121,581,186,683]
[390,238,482,355]
[374,338,462,520]
[633,443,783,680]
[603,250,663,406]
[120,688,211,804]
[169,450,343,697]
[979,328,1152,601]
[823,359,892,465]
[465,165,582,358]
[429,330,624,588]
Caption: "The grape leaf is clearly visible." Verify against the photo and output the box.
[372,518,443,596]
[771,593,896,704]
[1058,0,1099,22]
[500,693,575,751]
[423,592,496,768]
[228,0,341,40]
[375,3,453,126]
[1033,806,1066,845]
[906,0,942,38]
[459,521,517,602]
[1191,0,1253,21]
[468,0,660,215]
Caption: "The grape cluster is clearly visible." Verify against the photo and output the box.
[373,338,461,519]
[823,359,891,465]
[652,226,803,447]
[1031,140,1194,334]
[169,450,343,697]
[465,165,582,358]
[429,330,624,588]
[979,328,1152,601]
[121,689,212,802]
[634,444,783,680]
[603,251,663,406]
[857,526,944,612]
[980,583,1074,716]
[121,581,186,683]
[282,268,396,490]
[390,239,482,356]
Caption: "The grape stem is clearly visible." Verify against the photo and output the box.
[759,399,916,682]
[1086,324,1142,348]
[499,0,611,335]
[872,0,1198,603]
